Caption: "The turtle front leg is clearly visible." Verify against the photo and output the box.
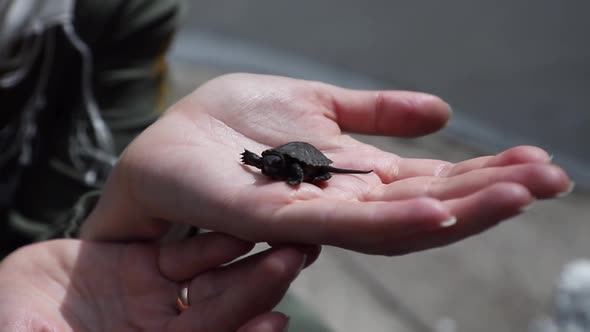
[287,163,305,186]
[241,149,264,169]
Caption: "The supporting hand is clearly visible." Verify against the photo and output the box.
[0,232,317,332]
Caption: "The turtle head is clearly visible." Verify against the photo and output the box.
[261,154,285,176]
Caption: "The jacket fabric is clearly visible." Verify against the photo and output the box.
[0,0,181,257]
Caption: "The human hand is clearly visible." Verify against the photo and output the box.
[81,73,572,255]
[0,233,316,332]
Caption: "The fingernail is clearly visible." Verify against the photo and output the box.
[547,154,554,162]
[556,181,576,198]
[520,200,536,213]
[281,316,290,332]
[297,254,308,274]
[440,216,457,228]
[442,104,453,128]
[446,104,454,115]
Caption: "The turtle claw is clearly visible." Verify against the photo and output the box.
[241,149,263,169]
[287,178,302,186]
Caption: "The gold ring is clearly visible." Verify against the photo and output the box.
[177,282,190,312]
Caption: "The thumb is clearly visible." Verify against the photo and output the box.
[169,247,306,332]
[318,83,452,137]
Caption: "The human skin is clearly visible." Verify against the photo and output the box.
[81,73,572,255]
[0,232,318,332]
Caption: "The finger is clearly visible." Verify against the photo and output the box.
[318,83,452,137]
[159,232,254,281]
[237,312,290,332]
[392,145,551,181]
[368,163,571,201]
[266,244,321,269]
[342,145,551,185]
[385,182,533,255]
[444,145,551,177]
[263,198,454,254]
[172,247,306,332]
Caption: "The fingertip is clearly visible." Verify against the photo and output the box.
[526,164,571,198]
[483,182,535,220]
[266,244,321,269]
[391,183,535,255]
[492,145,551,166]
[386,92,452,137]
[237,312,290,332]
[556,181,575,198]
[440,216,458,228]
[405,197,454,229]
[447,182,534,223]
[489,182,534,205]
[415,93,453,119]
[262,247,307,281]
[301,245,321,268]
[546,166,573,198]
[515,145,551,162]
[367,197,455,235]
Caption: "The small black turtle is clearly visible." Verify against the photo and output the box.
[241,141,373,185]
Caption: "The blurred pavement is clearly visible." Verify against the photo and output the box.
[176,0,590,188]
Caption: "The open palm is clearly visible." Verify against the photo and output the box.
[83,73,571,255]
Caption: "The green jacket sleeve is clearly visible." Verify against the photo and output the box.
[4,0,182,248]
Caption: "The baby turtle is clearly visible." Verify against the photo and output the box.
[241,141,373,185]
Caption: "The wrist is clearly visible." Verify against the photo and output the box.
[79,161,171,241]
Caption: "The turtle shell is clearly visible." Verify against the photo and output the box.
[263,142,333,167]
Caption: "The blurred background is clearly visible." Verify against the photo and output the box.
[168,1,589,331]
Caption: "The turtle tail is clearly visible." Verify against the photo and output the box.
[325,166,373,174]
